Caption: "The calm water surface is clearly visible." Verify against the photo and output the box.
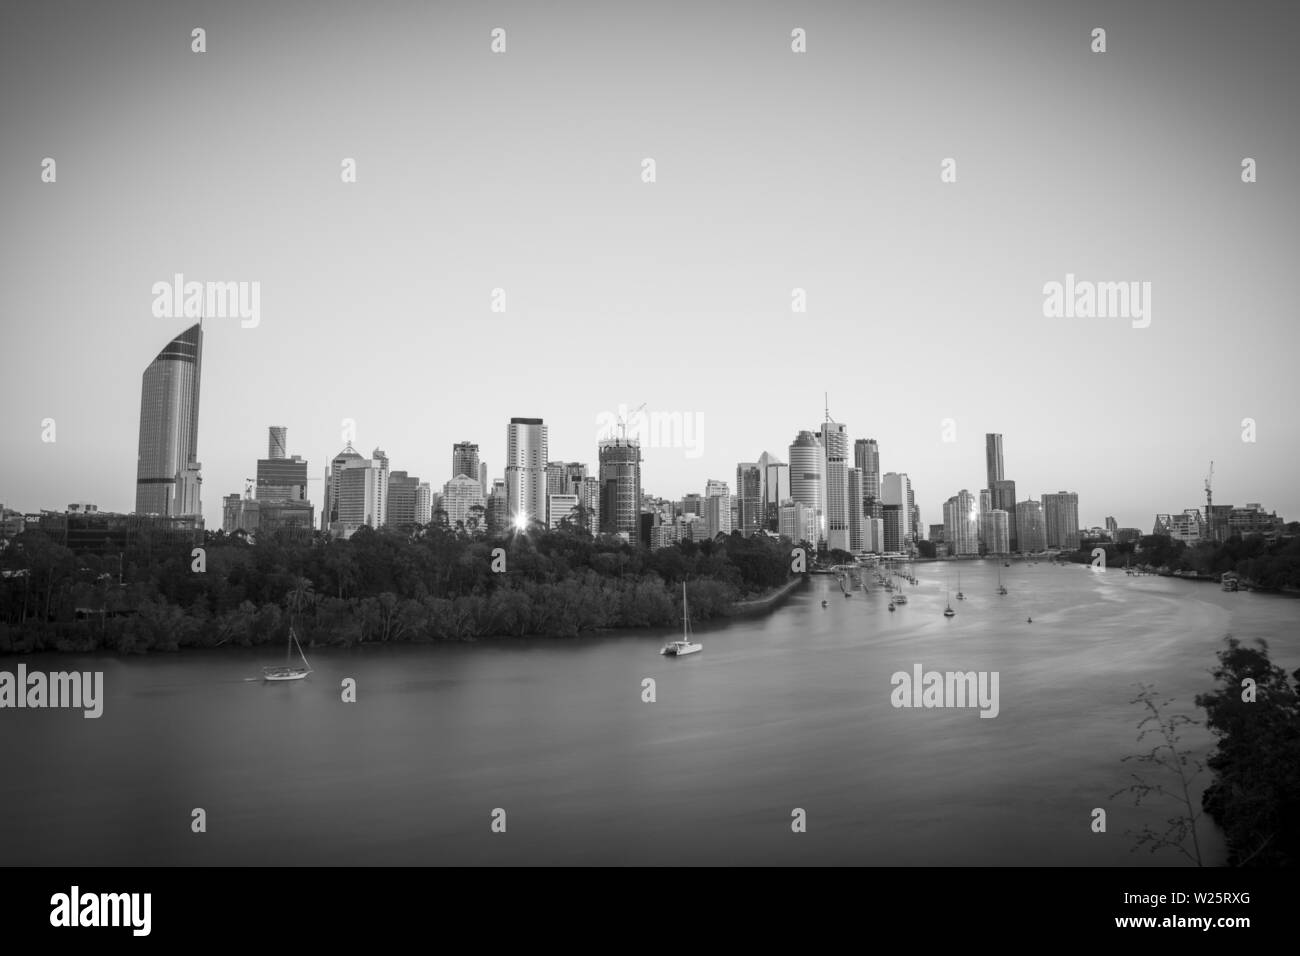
[3,562,1297,865]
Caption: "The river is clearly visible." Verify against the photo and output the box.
[3,560,1297,865]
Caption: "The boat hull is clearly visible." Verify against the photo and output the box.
[263,668,312,681]
[661,643,702,656]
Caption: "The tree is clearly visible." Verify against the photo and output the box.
[1195,636,1300,866]
[1110,684,1205,865]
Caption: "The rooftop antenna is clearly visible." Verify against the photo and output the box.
[824,392,831,423]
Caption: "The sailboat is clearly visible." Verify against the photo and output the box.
[956,571,965,601]
[264,626,312,681]
[997,565,1008,596]
[944,590,956,617]
[661,582,703,656]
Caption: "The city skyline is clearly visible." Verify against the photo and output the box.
[2,318,1289,541]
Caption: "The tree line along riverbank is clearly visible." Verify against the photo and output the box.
[0,525,803,654]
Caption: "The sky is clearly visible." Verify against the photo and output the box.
[2,0,1298,533]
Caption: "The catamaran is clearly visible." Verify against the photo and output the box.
[661,583,703,656]
[264,626,312,681]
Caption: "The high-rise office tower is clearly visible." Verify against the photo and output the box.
[1105,516,1118,535]
[1017,499,1047,552]
[987,510,1010,554]
[323,444,388,538]
[173,461,203,517]
[855,439,880,502]
[386,471,421,528]
[415,482,432,525]
[735,462,763,536]
[820,420,850,552]
[479,462,487,494]
[135,323,202,515]
[757,451,789,531]
[505,418,548,529]
[944,489,979,556]
[268,426,288,460]
[257,426,309,503]
[545,462,588,498]
[577,476,601,535]
[881,504,904,552]
[704,479,732,538]
[1042,492,1080,550]
[598,437,642,544]
[452,441,480,482]
[992,478,1018,551]
[979,488,993,548]
[485,480,507,533]
[854,439,880,493]
[848,468,866,552]
[985,433,1004,491]
[881,473,912,543]
[545,462,567,498]
[907,486,917,546]
[779,501,818,544]
[788,431,825,543]
[543,463,587,523]
[442,474,487,529]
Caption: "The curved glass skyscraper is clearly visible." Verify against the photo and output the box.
[135,323,202,515]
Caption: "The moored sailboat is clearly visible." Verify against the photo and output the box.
[264,626,312,681]
[661,582,703,656]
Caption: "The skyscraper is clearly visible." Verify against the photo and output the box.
[944,490,979,556]
[704,479,732,538]
[881,472,912,545]
[505,418,548,529]
[979,488,993,548]
[322,444,388,538]
[1043,492,1080,550]
[598,437,642,544]
[985,433,1004,491]
[268,426,287,460]
[254,428,312,533]
[855,439,880,501]
[442,474,486,529]
[415,482,432,525]
[848,468,865,552]
[788,431,825,543]
[820,420,850,552]
[757,451,789,531]
[735,462,763,536]
[1017,499,1047,552]
[386,471,421,528]
[135,323,202,515]
[992,478,1018,551]
[577,475,601,535]
[452,441,480,482]
[486,479,508,533]
[256,426,308,503]
[173,461,203,517]
[987,510,1010,554]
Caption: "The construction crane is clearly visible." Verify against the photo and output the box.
[1204,461,1215,542]
[618,402,647,441]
